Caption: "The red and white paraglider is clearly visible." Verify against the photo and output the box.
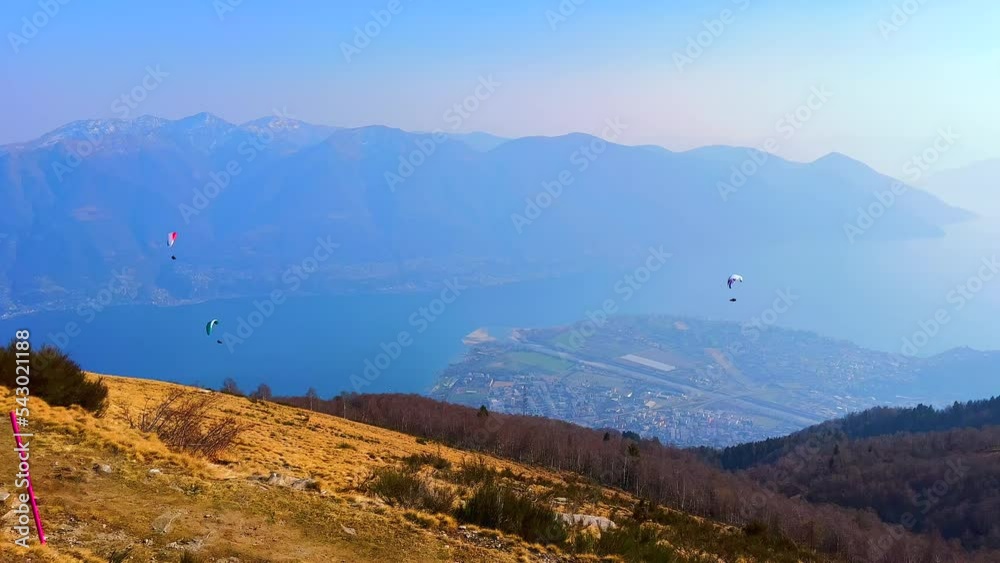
[168,231,178,260]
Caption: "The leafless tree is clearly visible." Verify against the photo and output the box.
[122,389,245,459]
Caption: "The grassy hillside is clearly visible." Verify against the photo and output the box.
[0,374,831,562]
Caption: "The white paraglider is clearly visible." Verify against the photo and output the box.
[727,274,743,301]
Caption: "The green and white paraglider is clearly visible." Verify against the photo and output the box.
[206,319,222,344]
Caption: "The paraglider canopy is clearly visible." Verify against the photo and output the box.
[727,274,743,289]
[168,232,178,260]
[206,319,219,336]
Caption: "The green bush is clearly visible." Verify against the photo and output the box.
[106,547,133,563]
[452,455,497,485]
[456,481,568,545]
[743,519,768,536]
[403,452,451,471]
[0,341,108,416]
[588,523,683,562]
[643,506,806,563]
[631,498,653,521]
[362,466,456,513]
[546,479,604,507]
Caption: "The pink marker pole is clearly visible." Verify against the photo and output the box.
[9,412,46,544]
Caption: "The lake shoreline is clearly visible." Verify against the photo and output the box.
[0,268,594,321]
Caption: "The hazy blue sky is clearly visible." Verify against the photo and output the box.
[3,0,998,175]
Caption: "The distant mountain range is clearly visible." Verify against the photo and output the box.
[920,158,1000,217]
[0,113,974,314]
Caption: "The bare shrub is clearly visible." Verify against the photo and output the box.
[122,390,245,459]
[249,383,273,402]
[220,377,244,396]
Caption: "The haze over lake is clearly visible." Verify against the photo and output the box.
[5,217,999,397]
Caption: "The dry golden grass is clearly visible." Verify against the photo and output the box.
[0,373,814,563]
[0,374,612,562]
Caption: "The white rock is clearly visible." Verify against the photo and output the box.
[557,513,617,531]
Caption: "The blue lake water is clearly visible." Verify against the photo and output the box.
[4,221,999,398]
[0,271,627,397]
